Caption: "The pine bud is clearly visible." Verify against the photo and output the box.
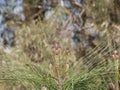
[52,44,61,55]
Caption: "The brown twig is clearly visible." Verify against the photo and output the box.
[73,0,85,26]
[31,9,44,19]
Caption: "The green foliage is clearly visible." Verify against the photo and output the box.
[0,0,120,90]
[0,20,119,89]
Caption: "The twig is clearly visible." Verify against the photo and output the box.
[31,9,44,19]
[62,14,73,30]
[73,0,85,26]
[112,24,120,31]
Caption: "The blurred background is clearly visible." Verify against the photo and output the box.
[0,0,120,90]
